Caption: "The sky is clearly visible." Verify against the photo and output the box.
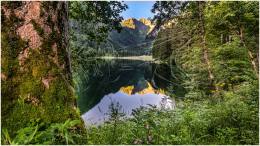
[122,1,155,20]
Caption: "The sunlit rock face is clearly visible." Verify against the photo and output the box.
[108,18,154,54]
[139,18,155,34]
[81,81,174,126]
[121,18,148,31]
[139,18,153,27]
[121,18,155,33]
[121,18,138,29]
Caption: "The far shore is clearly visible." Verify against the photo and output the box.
[95,55,154,61]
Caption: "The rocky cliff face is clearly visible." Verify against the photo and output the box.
[139,18,155,33]
[106,18,155,56]
[147,19,176,39]
[1,1,77,132]
[121,18,154,33]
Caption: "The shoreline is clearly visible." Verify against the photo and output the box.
[96,55,153,61]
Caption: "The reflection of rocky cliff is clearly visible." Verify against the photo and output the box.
[77,59,185,114]
[120,81,165,95]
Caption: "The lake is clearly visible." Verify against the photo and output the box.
[75,58,185,126]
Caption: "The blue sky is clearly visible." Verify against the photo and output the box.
[122,1,155,19]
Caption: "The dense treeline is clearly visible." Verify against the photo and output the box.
[69,1,127,68]
[153,1,258,93]
[150,1,259,144]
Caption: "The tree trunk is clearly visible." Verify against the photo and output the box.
[221,34,223,44]
[1,1,77,132]
[197,1,216,90]
[239,26,259,78]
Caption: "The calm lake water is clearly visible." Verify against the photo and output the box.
[75,59,185,126]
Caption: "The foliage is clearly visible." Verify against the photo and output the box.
[149,1,259,145]
[212,38,256,89]
[151,1,188,27]
[4,85,258,145]
[69,1,127,41]
[82,88,259,144]
[69,1,128,70]
[1,119,83,145]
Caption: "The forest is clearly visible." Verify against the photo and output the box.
[1,1,259,145]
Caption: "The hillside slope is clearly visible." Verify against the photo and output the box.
[107,18,155,56]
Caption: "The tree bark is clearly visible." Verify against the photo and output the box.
[221,34,223,44]
[197,1,216,90]
[1,1,77,132]
[1,2,72,82]
[239,26,259,78]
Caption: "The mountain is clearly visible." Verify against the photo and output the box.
[139,18,155,33]
[106,18,155,56]
[147,19,176,39]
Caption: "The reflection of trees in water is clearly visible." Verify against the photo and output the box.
[76,59,185,114]
[152,62,186,97]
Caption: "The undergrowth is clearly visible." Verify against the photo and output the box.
[2,81,258,145]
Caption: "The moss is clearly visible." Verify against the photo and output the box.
[19,77,44,98]
[1,2,79,139]
[40,31,58,56]
[1,5,27,99]
[1,5,30,137]
[31,20,44,37]
[2,48,78,137]
[1,33,26,77]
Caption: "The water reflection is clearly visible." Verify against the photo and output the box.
[75,59,185,126]
[82,90,174,125]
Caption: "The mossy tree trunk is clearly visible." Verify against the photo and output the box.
[1,1,77,134]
